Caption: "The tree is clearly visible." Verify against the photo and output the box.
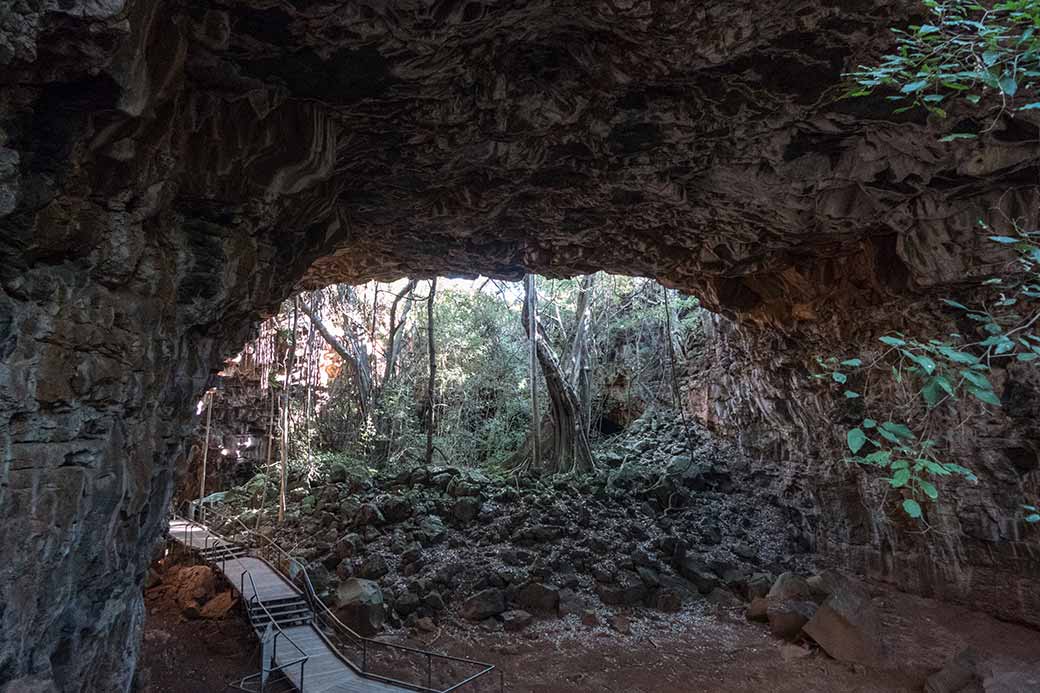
[510,275,595,475]
[426,278,438,466]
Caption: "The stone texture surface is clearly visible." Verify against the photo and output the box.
[1,1,1038,691]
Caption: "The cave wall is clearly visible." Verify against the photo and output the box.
[684,308,1040,626]
[2,0,1039,690]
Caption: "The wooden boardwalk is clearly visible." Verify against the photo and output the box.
[167,518,410,693]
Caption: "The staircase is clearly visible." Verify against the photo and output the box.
[247,595,314,631]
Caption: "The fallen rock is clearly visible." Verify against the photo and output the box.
[677,556,719,594]
[707,587,742,607]
[502,609,533,632]
[199,591,236,619]
[802,583,882,665]
[357,555,389,580]
[746,572,774,600]
[767,572,814,602]
[395,591,421,616]
[515,582,560,612]
[654,589,682,613]
[461,589,507,621]
[767,600,817,640]
[335,578,386,636]
[557,588,586,617]
[746,597,769,622]
[453,497,482,523]
[608,615,631,635]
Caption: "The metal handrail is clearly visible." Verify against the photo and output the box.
[241,570,309,686]
[171,515,311,691]
[201,505,501,692]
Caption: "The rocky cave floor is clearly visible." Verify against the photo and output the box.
[139,412,1040,692]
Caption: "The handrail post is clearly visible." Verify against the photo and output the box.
[427,653,432,690]
[300,658,306,693]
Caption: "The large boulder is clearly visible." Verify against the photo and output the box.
[335,578,386,636]
[767,572,814,602]
[461,589,507,621]
[676,556,719,594]
[802,582,883,665]
[515,582,560,612]
[767,600,817,640]
[357,555,389,580]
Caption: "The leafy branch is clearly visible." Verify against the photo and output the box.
[815,225,1040,520]
[845,0,1040,131]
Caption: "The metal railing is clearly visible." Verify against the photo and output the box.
[170,514,311,692]
[240,568,310,690]
[194,506,503,693]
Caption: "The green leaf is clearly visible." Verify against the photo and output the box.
[1020,102,1040,111]
[847,428,867,454]
[960,370,993,390]
[840,358,863,367]
[833,371,848,384]
[865,450,891,465]
[942,299,970,310]
[1017,353,1039,362]
[844,390,861,398]
[903,351,937,374]
[1026,514,1040,523]
[989,236,1020,244]
[877,427,901,444]
[919,480,939,499]
[970,387,1002,407]
[890,468,911,487]
[922,379,941,407]
[879,335,906,347]
[862,418,877,429]
[998,75,1018,97]
[903,499,923,518]
[901,79,930,93]
[982,50,1001,67]
[933,375,955,396]
[938,346,978,365]
[881,421,915,439]
[939,133,977,142]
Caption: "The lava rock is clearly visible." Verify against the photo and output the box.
[515,582,560,612]
[767,600,818,640]
[357,555,389,580]
[501,609,533,632]
[461,589,507,621]
[395,591,421,617]
[453,497,482,523]
[803,583,883,665]
[335,578,385,636]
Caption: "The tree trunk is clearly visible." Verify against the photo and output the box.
[278,299,299,524]
[514,277,595,475]
[526,274,542,471]
[569,275,595,434]
[425,278,438,466]
[301,300,372,417]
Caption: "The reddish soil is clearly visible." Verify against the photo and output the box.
[137,559,259,693]
[139,579,1040,693]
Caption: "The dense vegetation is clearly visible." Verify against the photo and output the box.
[232,275,703,505]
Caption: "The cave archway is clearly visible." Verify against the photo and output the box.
[3,2,1040,690]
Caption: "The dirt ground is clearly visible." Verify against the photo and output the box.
[139,580,1040,693]
[137,564,260,693]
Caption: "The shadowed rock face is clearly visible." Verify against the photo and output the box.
[0,0,1038,690]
